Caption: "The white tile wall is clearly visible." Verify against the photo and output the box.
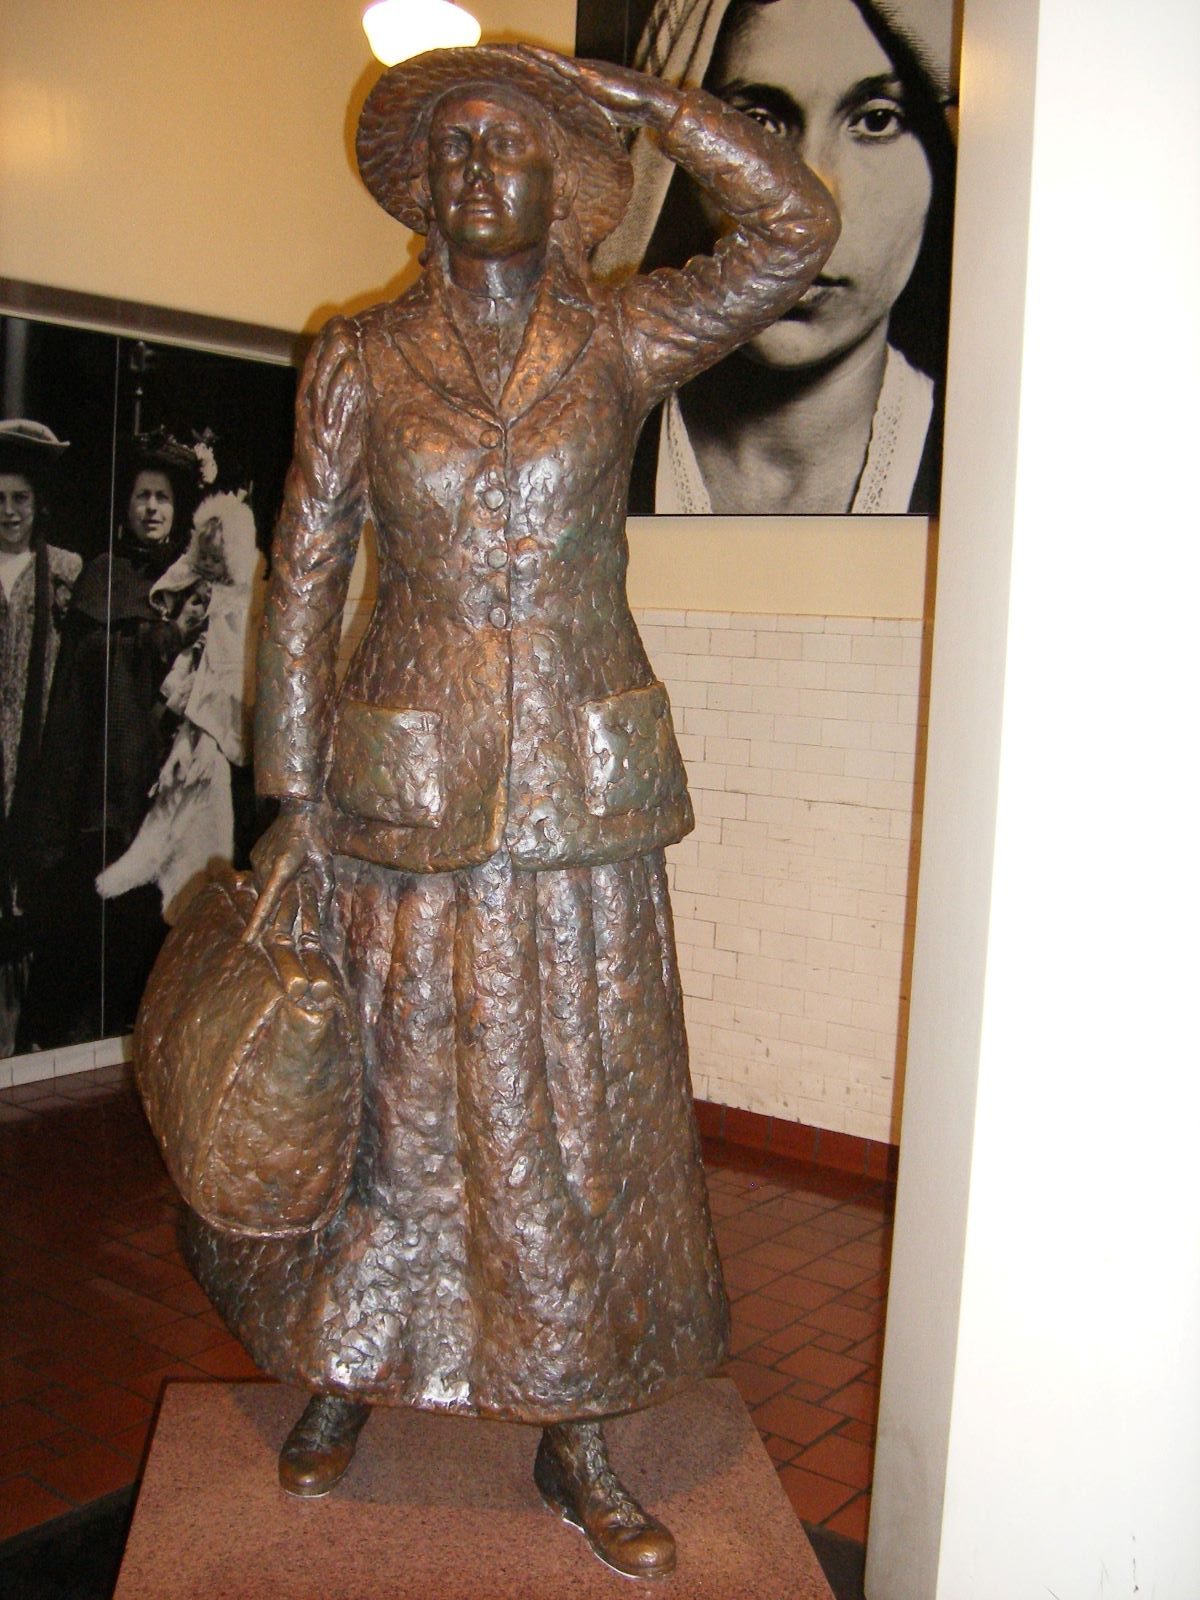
[638,608,928,1146]
[2,1035,132,1088]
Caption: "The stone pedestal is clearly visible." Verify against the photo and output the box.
[115,1378,835,1598]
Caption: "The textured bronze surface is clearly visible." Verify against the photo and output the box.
[187,849,729,1418]
[135,872,360,1237]
[141,39,837,1571]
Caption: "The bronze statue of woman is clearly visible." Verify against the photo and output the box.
[183,43,837,1579]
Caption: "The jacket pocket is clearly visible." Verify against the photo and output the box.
[575,681,688,819]
[326,700,444,827]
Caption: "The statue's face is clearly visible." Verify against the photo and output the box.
[428,91,558,261]
[0,473,36,554]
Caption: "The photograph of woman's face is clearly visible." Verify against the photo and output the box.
[576,0,956,514]
[126,469,176,545]
[0,474,37,555]
[707,0,933,370]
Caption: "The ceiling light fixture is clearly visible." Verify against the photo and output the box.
[362,0,482,66]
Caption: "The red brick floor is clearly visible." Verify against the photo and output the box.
[0,1066,893,1547]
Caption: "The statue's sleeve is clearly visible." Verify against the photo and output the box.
[617,90,839,410]
[254,315,367,801]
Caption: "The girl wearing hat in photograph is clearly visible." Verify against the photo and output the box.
[0,420,82,1054]
[182,42,837,1578]
[596,0,957,514]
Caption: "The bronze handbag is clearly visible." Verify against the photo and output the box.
[133,870,361,1238]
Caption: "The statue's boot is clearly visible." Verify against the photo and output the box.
[534,1419,676,1580]
[278,1394,371,1497]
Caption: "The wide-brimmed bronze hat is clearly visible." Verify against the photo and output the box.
[356,44,633,251]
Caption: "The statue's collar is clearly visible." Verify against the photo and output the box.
[383,248,596,424]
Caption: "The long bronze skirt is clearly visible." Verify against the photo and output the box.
[185,847,729,1423]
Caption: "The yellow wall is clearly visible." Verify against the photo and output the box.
[625,514,930,617]
[0,0,930,617]
[0,0,577,331]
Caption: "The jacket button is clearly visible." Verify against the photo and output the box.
[486,547,509,569]
[481,487,506,510]
[479,427,503,448]
[488,605,510,629]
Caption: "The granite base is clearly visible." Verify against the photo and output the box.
[114,1378,835,1598]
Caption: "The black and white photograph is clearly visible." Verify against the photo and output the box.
[0,307,296,1057]
[577,0,959,516]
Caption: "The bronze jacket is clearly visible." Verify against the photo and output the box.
[256,91,837,873]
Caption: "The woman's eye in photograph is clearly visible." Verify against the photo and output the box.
[742,104,791,136]
[720,86,798,139]
[848,99,909,142]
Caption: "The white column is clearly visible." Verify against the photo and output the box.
[867,0,1200,1595]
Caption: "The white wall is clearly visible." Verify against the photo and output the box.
[868,0,1200,1593]
[644,609,925,1143]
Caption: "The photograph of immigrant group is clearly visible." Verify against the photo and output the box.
[576,0,959,516]
[0,310,296,1057]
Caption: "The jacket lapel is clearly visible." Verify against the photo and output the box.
[382,254,596,427]
[499,261,596,423]
[384,277,495,424]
